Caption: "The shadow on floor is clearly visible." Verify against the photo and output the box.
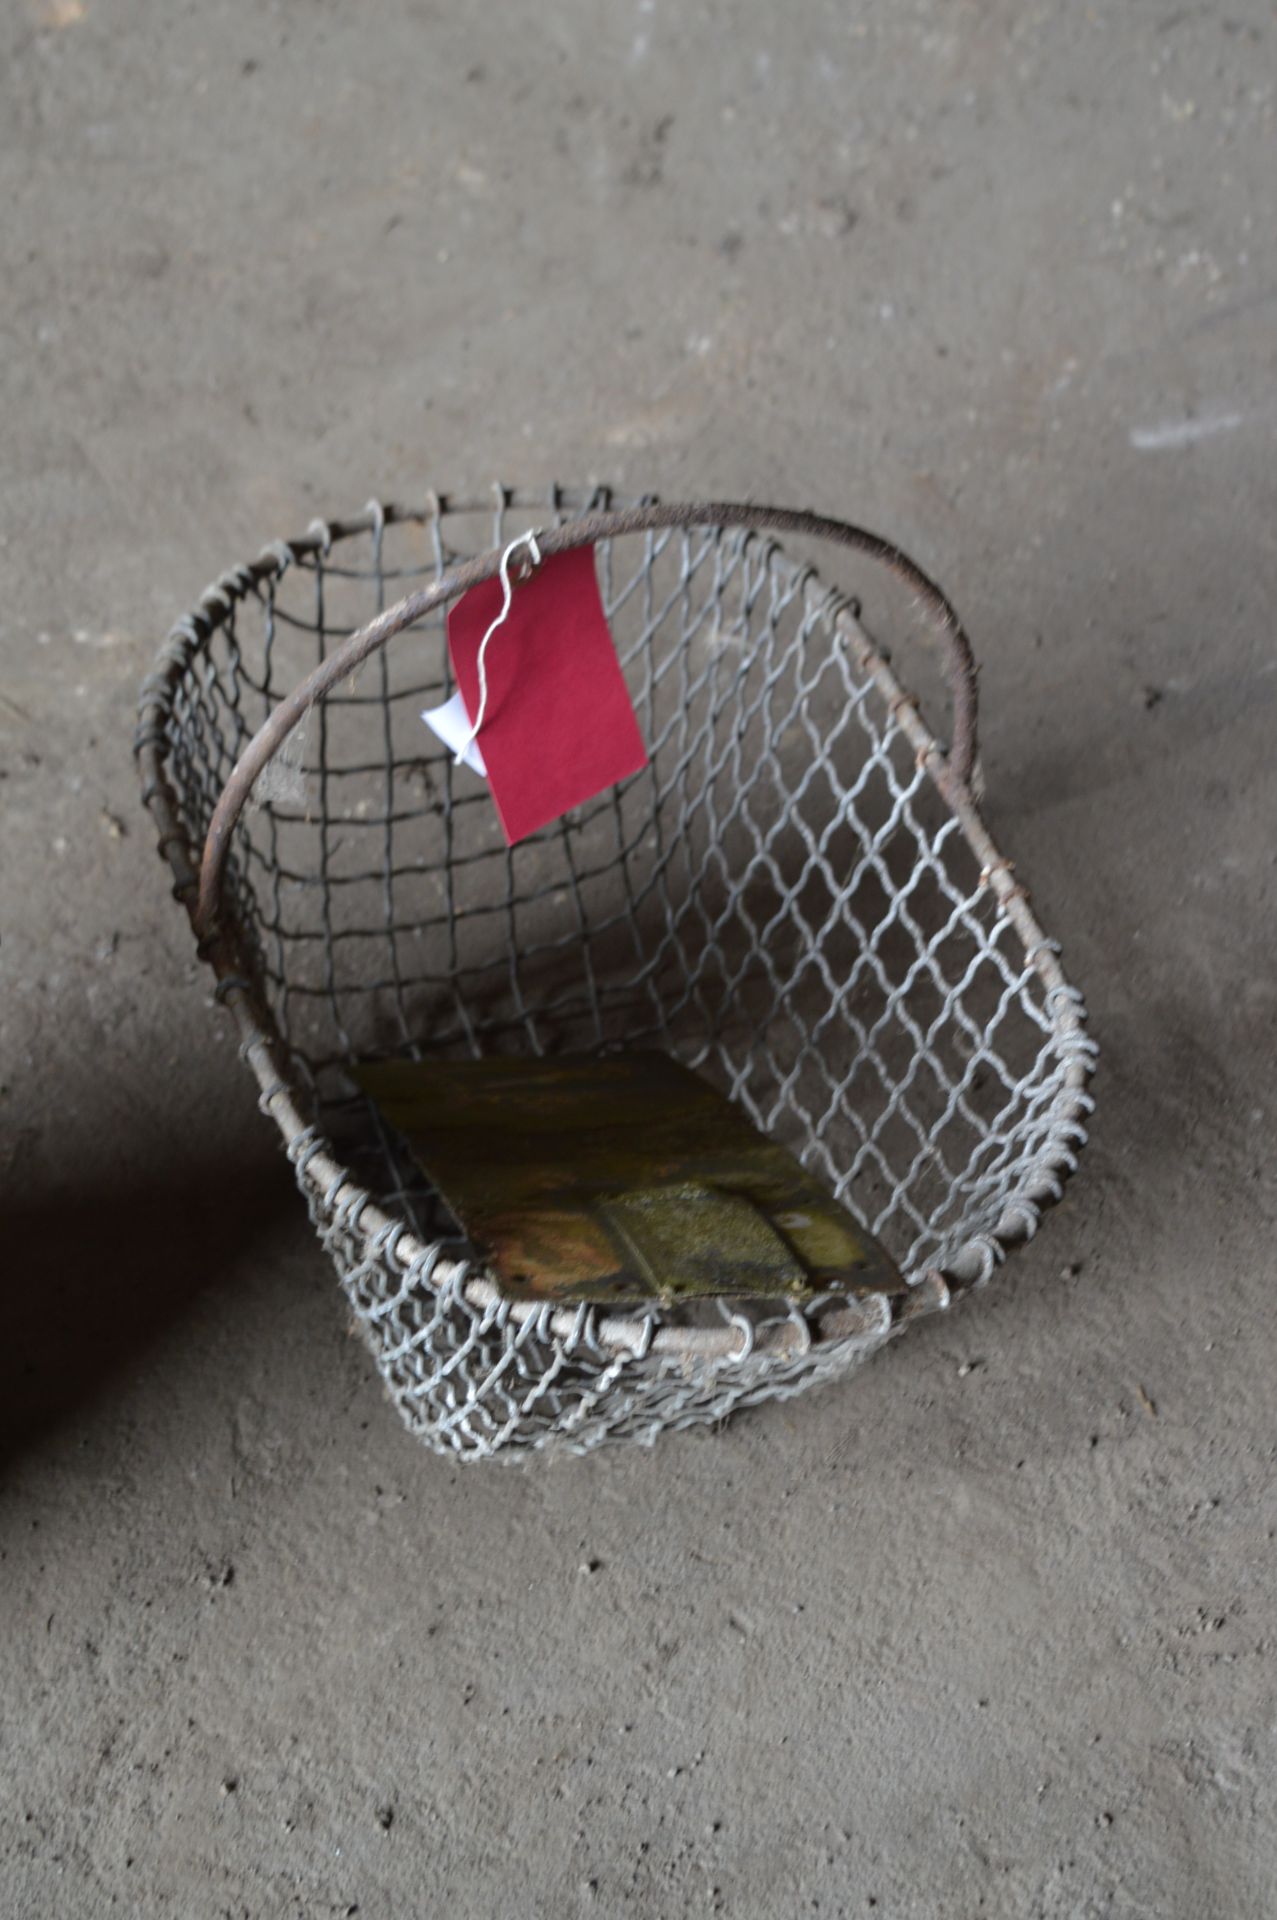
[1,1151,298,1464]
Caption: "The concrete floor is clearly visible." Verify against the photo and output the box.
[3,1,1275,1913]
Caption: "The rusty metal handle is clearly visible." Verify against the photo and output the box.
[193,502,978,942]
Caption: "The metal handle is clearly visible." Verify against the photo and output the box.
[193,502,978,941]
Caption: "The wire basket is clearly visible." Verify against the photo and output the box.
[135,488,1094,1459]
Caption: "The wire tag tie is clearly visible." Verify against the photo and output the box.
[452,530,542,764]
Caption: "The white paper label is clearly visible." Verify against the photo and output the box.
[421,688,488,777]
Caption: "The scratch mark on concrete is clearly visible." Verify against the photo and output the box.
[1129,412,1244,451]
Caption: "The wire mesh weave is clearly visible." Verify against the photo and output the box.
[136,487,1094,1459]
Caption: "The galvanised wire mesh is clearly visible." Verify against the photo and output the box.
[136,487,1095,1458]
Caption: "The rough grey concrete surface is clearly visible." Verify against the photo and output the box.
[3,1,1275,1914]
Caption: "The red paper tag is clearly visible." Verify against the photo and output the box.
[446,544,648,845]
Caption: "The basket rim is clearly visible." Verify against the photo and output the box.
[190,496,980,944]
[135,488,1096,1368]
